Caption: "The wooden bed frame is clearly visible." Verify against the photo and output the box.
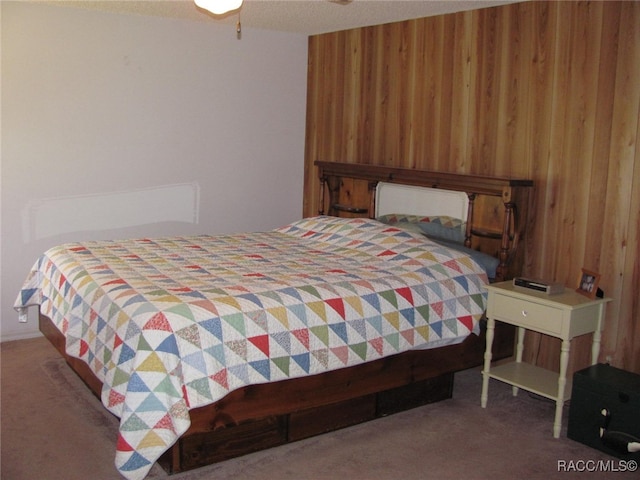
[39,162,533,475]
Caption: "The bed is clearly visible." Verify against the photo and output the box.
[15,162,532,479]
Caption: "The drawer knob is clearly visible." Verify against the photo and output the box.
[521,310,528,317]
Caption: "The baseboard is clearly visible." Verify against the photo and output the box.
[0,330,44,343]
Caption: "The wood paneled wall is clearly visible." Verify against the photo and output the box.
[303,1,640,374]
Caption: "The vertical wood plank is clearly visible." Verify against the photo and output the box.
[526,0,557,277]
[450,11,472,172]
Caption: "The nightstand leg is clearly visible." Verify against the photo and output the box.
[481,317,495,408]
[591,303,605,364]
[513,327,525,396]
[554,339,570,438]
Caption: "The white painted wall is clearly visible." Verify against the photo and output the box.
[1,2,308,341]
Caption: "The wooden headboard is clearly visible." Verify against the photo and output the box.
[315,161,534,281]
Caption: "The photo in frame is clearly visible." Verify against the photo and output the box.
[576,268,600,298]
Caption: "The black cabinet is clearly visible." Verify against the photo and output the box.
[567,363,640,459]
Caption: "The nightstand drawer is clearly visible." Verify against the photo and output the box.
[490,294,562,334]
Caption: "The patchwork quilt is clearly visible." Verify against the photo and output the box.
[15,216,489,480]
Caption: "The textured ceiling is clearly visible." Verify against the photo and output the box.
[42,0,520,35]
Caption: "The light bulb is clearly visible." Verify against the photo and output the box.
[194,0,244,15]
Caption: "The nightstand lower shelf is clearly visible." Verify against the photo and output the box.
[486,362,572,402]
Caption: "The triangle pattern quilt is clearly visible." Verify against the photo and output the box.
[15,216,488,480]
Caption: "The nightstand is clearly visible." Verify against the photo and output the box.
[480,281,611,438]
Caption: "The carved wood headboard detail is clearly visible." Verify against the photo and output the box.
[315,161,534,281]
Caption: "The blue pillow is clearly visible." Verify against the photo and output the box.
[434,239,500,279]
[377,214,466,244]
[417,221,465,244]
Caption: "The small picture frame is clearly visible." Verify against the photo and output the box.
[576,268,600,298]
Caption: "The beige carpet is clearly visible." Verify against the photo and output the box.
[1,337,636,480]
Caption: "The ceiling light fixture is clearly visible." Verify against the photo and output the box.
[194,0,244,15]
